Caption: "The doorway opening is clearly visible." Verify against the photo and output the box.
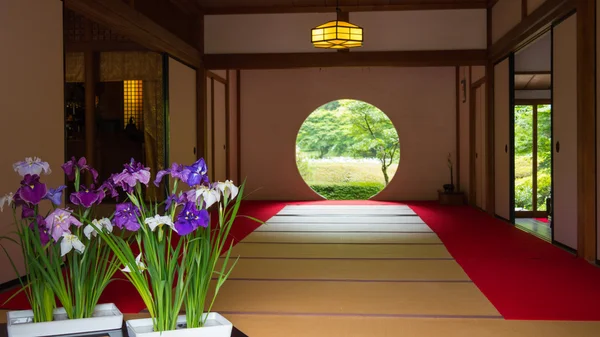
[512,32,552,241]
[295,99,400,200]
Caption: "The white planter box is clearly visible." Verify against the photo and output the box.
[126,313,233,337]
[6,303,123,337]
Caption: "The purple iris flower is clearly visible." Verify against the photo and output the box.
[185,158,210,187]
[100,174,120,199]
[62,157,99,182]
[21,205,35,219]
[13,157,51,177]
[112,159,151,193]
[70,185,105,208]
[44,185,66,206]
[174,202,209,235]
[112,202,141,231]
[29,216,50,245]
[17,174,47,205]
[154,163,191,187]
[45,208,82,242]
[165,193,188,211]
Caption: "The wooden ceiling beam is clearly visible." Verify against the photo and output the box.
[203,1,487,15]
[203,50,487,70]
[65,0,202,68]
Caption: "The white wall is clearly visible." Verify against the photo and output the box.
[515,33,551,72]
[492,0,522,43]
[205,10,487,54]
[228,70,240,184]
[168,57,197,169]
[240,67,456,200]
[0,0,64,283]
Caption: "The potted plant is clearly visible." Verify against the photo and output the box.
[443,152,455,193]
[91,157,253,336]
[0,157,123,337]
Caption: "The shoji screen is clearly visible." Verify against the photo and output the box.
[494,58,511,220]
[168,57,197,168]
[553,14,578,249]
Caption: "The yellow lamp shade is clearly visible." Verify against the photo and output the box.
[311,20,363,49]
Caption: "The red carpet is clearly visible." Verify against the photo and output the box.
[536,217,549,223]
[3,200,600,321]
[407,201,600,321]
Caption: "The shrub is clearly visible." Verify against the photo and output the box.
[309,182,385,200]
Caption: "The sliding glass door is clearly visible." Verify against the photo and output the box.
[514,103,552,218]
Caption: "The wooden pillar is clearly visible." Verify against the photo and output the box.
[194,15,207,161]
[83,20,96,185]
[576,0,596,261]
[485,5,496,215]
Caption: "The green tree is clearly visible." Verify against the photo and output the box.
[296,108,349,158]
[342,100,400,185]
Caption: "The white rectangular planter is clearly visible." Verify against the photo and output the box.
[6,303,123,337]
[126,313,233,337]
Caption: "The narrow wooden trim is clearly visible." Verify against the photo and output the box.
[469,85,477,206]
[515,70,552,75]
[514,99,552,105]
[521,0,528,20]
[204,2,487,15]
[532,105,539,212]
[455,66,461,192]
[576,0,597,261]
[515,210,549,218]
[490,0,575,63]
[206,71,228,84]
[225,71,231,179]
[236,70,242,184]
[471,76,487,89]
[65,41,146,52]
[488,0,500,8]
[210,78,215,180]
[65,0,201,67]
[204,50,488,70]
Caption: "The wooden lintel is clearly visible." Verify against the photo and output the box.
[204,50,487,70]
[490,0,575,63]
[65,0,201,68]
[65,41,146,53]
[203,1,487,15]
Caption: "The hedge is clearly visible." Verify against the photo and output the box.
[309,182,384,200]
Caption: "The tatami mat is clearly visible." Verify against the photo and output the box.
[242,232,442,244]
[211,280,501,317]
[218,259,470,281]
[277,206,416,216]
[229,243,452,259]
[255,222,433,232]
[223,314,600,337]
[267,215,423,223]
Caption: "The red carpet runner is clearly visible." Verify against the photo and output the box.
[2,200,600,321]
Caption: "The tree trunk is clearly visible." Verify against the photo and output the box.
[382,164,389,185]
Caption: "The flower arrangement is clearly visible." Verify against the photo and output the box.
[0,157,122,323]
[89,157,249,332]
[1,155,249,334]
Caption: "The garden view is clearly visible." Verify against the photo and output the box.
[514,104,552,212]
[296,99,400,200]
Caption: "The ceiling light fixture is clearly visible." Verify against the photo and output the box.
[311,1,363,49]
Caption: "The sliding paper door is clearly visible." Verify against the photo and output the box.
[213,80,227,182]
[168,57,197,169]
[553,14,578,249]
[494,58,511,220]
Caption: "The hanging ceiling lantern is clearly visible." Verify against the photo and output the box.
[311,8,363,49]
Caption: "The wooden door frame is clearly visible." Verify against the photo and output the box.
[513,100,551,219]
[469,77,486,207]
